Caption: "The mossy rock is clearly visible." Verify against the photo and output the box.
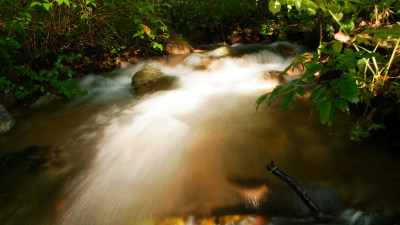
[131,66,178,95]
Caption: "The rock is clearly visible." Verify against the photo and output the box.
[275,43,298,58]
[0,104,15,134]
[163,29,193,55]
[131,65,178,95]
[263,71,287,83]
[31,95,63,107]
[226,28,262,44]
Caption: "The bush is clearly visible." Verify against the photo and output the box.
[0,0,168,104]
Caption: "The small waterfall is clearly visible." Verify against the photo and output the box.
[58,43,301,225]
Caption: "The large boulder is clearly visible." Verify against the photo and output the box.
[0,104,15,134]
[163,29,193,55]
[131,65,178,95]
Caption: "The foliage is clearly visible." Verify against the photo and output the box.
[163,0,270,38]
[0,0,168,104]
[258,0,400,140]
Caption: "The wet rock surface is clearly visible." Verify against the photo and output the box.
[131,65,178,95]
[163,29,194,55]
[0,104,15,134]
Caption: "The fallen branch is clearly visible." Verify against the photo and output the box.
[266,161,332,222]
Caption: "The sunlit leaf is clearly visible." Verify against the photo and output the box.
[269,0,281,14]
[295,0,302,11]
[43,2,53,11]
[141,24,151,35]
[332,40,343,53]
[30,2,42,7]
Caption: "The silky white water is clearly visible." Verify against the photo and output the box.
[58,43,299,225]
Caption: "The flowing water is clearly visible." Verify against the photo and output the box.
[1,43,400,225]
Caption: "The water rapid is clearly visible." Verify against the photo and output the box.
[1,43,399,225]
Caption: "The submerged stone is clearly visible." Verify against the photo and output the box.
[131,65,178,95]
[0,104,15,134]
[0,145,68,178]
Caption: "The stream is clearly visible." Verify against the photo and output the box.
[1,42,399,225]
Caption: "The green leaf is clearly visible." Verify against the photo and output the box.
[268,85,282,106]
[332,40,343,53]
[278,84,296,94]
[361,91,373,106]
[305,1,318,14]
[341,19,355,32]
[295,0,302,11]
[43,2,53,11]
[319,99,338,125]
[362,24,400,40]
[303,62,323,79]
[281,90,296,112]
[256,93,270,110]
[336,75,360,103]
[30,2,42,7]
[269,0,281,14]
[296,86,306,96]
[309,84,327,102]
[356,36,371,45]
[333,98,349,112]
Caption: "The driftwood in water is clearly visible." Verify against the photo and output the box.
[266,161,333,222]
